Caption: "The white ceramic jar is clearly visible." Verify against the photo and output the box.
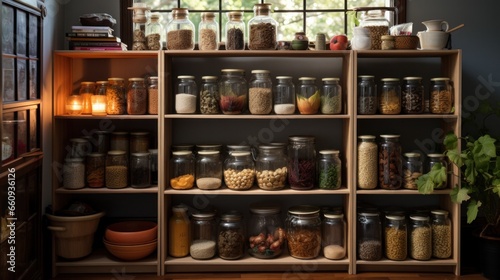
[351,27,371,50]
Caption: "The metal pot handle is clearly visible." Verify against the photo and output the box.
[48,226,66,232]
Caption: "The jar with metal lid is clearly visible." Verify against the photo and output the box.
[297,77,319,115]
[176,75,198,114]
[190,212,217,260]
[357,75,377,114]
[79,81,95,115]
[69,137,91,159]
[255,145,287,190]
[357,135,378,189]
[384,215,407,261]
[148,76,159,115]
[431,210,452,259]
[199,12,219,51]
[381,35,395,50]
[226,144,252,155]
[196,144,223,154]
[146,13,163,50]
[288,136,316,190]
[172,144,195,153]
[273,76,296,115]
[286,205,321,259]
[357,211,382,261]
[379,135,402,189]
[355,7,394,50]
[170,150,195,190]
[402,77,424,114]
[318,150,342,190]
[224,151,255,190]
[129,131,150,153]
[322,212,346,260]
[92,81,108,116]
[196,150,222,190]
[169,205,191,257]
[130,152,150,188]
[403,153,423,190]
[409,215,432,260]
[218,211,245,260]
[110,132,129,153]
[219,69,247,114]
[63,158,85,189]
[248,3,278,50]
[430,77,453,114]
[379,78,401,114]
[320,78,342,114]
[225,11,245,50]
[127,77,147,115]
[106,78,126,115]
[105,150,128,189]
[248,203,285,258]
[200,76,220,114]
[86,153,105,188]
[166,8,195,50]
[149,149,158,185]
[249,70,273,115]
[427,153,448,189]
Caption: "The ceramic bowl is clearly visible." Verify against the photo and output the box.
[103,238,157,261]
[291,40,309,50]
[104,221,157,245]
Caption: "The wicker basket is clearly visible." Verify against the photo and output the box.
[394,35,419,49]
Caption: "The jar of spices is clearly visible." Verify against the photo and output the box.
[170,150,195,190]
[130,152,150,188]
[218,211,245,260]
[273,76,296,115]
[384,215,407,261]
[255,145,287,190]
[199,12,219,51]
[224,151,255,190]
[69,138,91,159]
[297,77,320,115]
[196,150,222,190]
[225,11,245,50]
[190,212,217,260]
[249,70,273,115]
[79,81,95,115]
[129,131,150,153]
[427,153,448,189]
[379,78,401,114]
[288,136,316,190]
[219,69,247,115]
[85,153,105,188]
[63,158,85,189]
[127,77,147,115]
[409,215,432,260]
[148,76,159,115]
[322,212,346,260]
[431,210,452,259]
[169,205,191,257]
[200,76,220,114]
[146,13,163,50]
[106,78,126,115]
[321,77,342,114]
[402,77,424,114]
[318,150,342,190]
[357,211,382,261]
[176,75,198,114]
[105,150,128,189]
[379,135,402,189]
[166,8,195,50]
[403,153,423,190]
[92,81,108,116]
[357,135,378,189]
[110,132,129,153]
[286,205,321,259]
[149,148,158,185]
[381,35,395,50]
[357,75,377,114]
[248,3,278,50]
[430,77,454,114]
[248,203,285,258]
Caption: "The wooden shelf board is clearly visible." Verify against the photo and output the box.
[163,50,351,58]
[56,186,159,194]
[164,187,350,195]
[356,114,458,119]
[165,114,350,120]
[356,189,452,195]
[356,258,457,266]
[356,49,460,58]
[54,50,158,59]
[55,115,158,120]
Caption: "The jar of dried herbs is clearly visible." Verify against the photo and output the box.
[200,76,220,114]
[321,77,342,114]
[166,8,195,50]
[248,3,278,50]
[318,149,342,190]
[286,205,321,259]
[288,136,316,190]
[218,211,245,260]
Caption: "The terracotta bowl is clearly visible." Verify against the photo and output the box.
[104,221,157,245]
[103,238,157,261]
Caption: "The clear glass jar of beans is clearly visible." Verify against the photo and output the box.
[248,3,278,50]
[218,211,245,260]
[288,136,316,190]
[403,153,423,190]
[223,151,255,190]
[190,211,217,260]
[200,76,220,114]
[166,8,195,50]
[225,11,245,50]
[170,150,195,190]
[286,205,322,259]
[196,150,223,190]
[357,211,382,261]
[317,150,342,190]
[427,153,448,189]
[320,78,342,114]
[322,212,346,260]
[198,12,219,51]
[218,69,248,114]
[384,215,407,261]
[106,78,126,115]
[430,77,454,114]
[378,135,402,189]
[402,77,424,114]
[175,75,198,114]
[247,203,285,258]
[357,135,378,189]
[357,75,377,115]
[255,145,287,190]
[430,209,452,259]
[379,78,401,114]
[249,70,273,115]
[273,76,296,115]
[409,215,432,260]
[105,150,128,189]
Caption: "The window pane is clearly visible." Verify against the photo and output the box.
[307,12,345,40]
[274,12,303,41]
[308,0,344,10]
[222,0,255,10]
[266,0,302,10]
[181,0,219,10]
[348,0,388,9]
[141,0,176,10]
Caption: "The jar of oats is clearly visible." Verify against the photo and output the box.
[430,77,453,114]
[431,209,452,259]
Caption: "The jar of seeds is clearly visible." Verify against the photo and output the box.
[249,70,273,115]
[176,75,198,114]
[379,78,401,114]
[357,75,377,114]
[190,212,217,260]
[171,150,195,190]
[86,153,105,188]
[148,76,159,114]
[225,11,245,50]
[106,78,126,115]
[219,69,248,114]
[431,210,452,259]
[273,76,296,115]
[357,211,382,261]
[105,150,128,189]
[224,151,255,190]
[127,77,147,115]
[403,153,423,190]
[357,135,378,189]
[384,215,407,261]
[130,152,150,188]
[199,12,219,51]
[427,153,448,189]
[430,77,453,114]
[317,150,342,190]
[200,76,220,114]
[379,135,402,190]
[218,211,245,260]
[196,150,223,190]
[248,3,278,50]
[402,77,424,114]
[255,145,287,190]
[286,205,322,259]
[409,215,432,260]
[166,8,195,50]
[321,78,342,114]
[63,158,85,189]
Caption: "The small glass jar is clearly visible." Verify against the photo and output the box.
[318,150,342,190]
[381,35,395,50]
[106,78,126,115]
[127,77,147,115]
[79,81,95,115]
[321,78,342,114]
[248,203,285,258]
[129,131,150,153]
[170,150,195,190]
[357,135,378,189]
[200,76,220,114]
[105,150,128,189]
[149,148,158,185]
[357,211,382,261]
[176,75,198,114]
[379,135,403,190]
[86,153,105,188]
[92,81,108,116]
[384,215,407,261]
[409,215,432,260]
[169,205,191,258]
[431,210,452,259]
[297,77,319,115]
[130,152,150,188]
[248,3,278,50]
[219,69,247,115]
[286,205,322,259]
[379,78,401,114]
[427,153,448,189]
[199,12,219,51]
[69,137,91,159]
[218,211,245,260]
[255,145,287,190]
[430,77,454,114]
[249,70,273,115]
[403,153,423,190]
[110,131,129,153]
[196,150,222,190]
[225,11,245,50]
[148,76,159,115]
[357,75,377,114]
[224,151,255,190]
[273,76,296,115]
[402,77,424,114]
[288,136,316,190]
[146,13,163,50]
[63,158,85,189]
[166,8,195,50]
[322,212,346,260]
[190,212,217,260]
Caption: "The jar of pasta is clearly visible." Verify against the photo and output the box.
[286,205,321,259]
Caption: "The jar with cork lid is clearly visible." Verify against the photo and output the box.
[248,3,278,50]
[166,8,195,50]
[225,11,245,50]
[199,12,219,50]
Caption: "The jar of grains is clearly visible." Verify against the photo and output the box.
[427,153,448,189]
[357,135,378,189]
[322,212,346,260]
[318,150,342,190]
[248,203,285,258]
[170,150,195,190]
[130,152,150,188]
[248,3,278,50]
[196,150,222,190]
[431,209,452,259]
[106,78,126,115]
[169,205,191,257]
[379,135,402,189]
[86,153,105,188]
[286,205,322,259]
[357,75,377,114]
[379,78,401,114]
[430,77,453,114]
[297,77,320,115]
[249,70,273,114]
[79,81,95,115]
[199,12,219,51]
[190,212,217,260]
[166,8,195,50]
[148,76,159,114]
[131,4,148,50]
[273,76,296,115]
[105,150,128,189]
[356,8,392,50]
[403,153,423,190]
[127,78,147,115]
[224,151,255,190]
[225,11,245,50]
[320,78,342,114]
[288,136,316,190]
[218,69,248,114]
[176,75,198,114]
[384,215,407,261]
[69,137,91,159]
[402,77,424,114]
[149,148,158,185]
[145,13,163,50]
[218,211,245,260]
[129,131,150,153]
[200,76,220,114]
[409,215,432,260]
[255,145,287,190]
[92,80,108,116]
[357,211,382,261]
[63,158,85,189]
[110,132,129,153]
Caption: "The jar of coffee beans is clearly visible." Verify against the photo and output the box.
[248,3,278,50]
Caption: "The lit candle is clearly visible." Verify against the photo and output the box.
[91,95,107,116]
[66,95,83,115]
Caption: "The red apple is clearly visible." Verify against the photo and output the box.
[330,35,348,50]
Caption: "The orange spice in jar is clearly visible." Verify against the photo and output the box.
[168,205,191,257]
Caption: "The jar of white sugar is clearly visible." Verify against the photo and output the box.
[175,75,198,114]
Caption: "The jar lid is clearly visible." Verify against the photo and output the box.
[250,202,281,215]
[149,76,158,80]
[128,77,145,82]
[251,70,270,74]
[430,77,450,81]
[254,3,272,13]
[108,77,124,81]
[322,77,340,82]
[172,204,189,212]
[358,135,376,140]
[403,76,423,81]
[288,205,320,216]
[112,131,128,136]
[96,80,109,85]
[148,149,158,154]
[258,145,282,151]
[171,8,189,18]
[358,75,374,80]
[130,131,149,136]
[69,137,88,143]
[220,210,242,221]
[230,151,251,157]
[276,76,293,80]
[324,212,344,219]
[319,149,340,155]
[221,69,245,74]
[380,134,400,138]
[298,77,316,81]
[172,150,193,156]
[431,209,449,216]
[197,150,220,155]
[150,13,160,20]
[107,150,126,155]
[178,75,195,79]
[202,76,218,81]
[201,12,215,19]
[385,215,405,220]
[381,35,394,40]
[227,144,251,151]
[80,81,95,85]
[358,212,379,217]
[404,152,421,158]
[381,78,400,82]
[269,142,287,147]
[410,215,429,221]
[227,11,243,20]
[131,152,150,157]
[427,153,445,158]
[192,211,216,220]
[289,135,315,143]
[87,153,105,157]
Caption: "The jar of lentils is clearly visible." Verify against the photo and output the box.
[430,77,454,114]
[320,78,342,114]
[384,215,407,261]
[106,78,126,115]
[200,76,220,114]
[357,135,378,189]
[286,205,322,259]
[224,151,255,190]
[431,209,452,259]
[403,153,423,190]
[409,215,432,260]
[255,145,287,190]
[379,78,401,114]
[357,75,377,114]
[273,76,296,115]
[127,77,147,115]
[196,150,223,190]
[219,69,247,114]
[317,150,342,190]
[288,136,316,190]
[105,150,128,189]
[379,135,402,189]
[402,77,424,114]
[249,70,273,115]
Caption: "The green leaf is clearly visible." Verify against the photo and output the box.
[493,179,500,196]
[477,135,497,158]
[450,186,470,204]
[464,158,477,184]
[443,133,458,150]
[417,173,434,194]
[466,200,482,224]
[446,149,464,167]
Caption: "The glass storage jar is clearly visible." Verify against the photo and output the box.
[409,215,432,260]
[357,211,382,261]
[110,131,129,153]
[130,152,150,188]
[357,75,377,114]
[168,205,190,257]
[105,150,128,189]
[199,12,219,51]
[320,78,342,114]
[63,158,85,189]
[219,69,247,114]
[384,215,407,261]
[379,78,401,114]
[94,130,110,154]
[166,8,195,50]
[130,3,148,50]
[286,205,321,259]
[431,210,452,259]
[427,153,448,189]
[430,77,453,114]
[129,131,150,153]
[148,76,159,114]
[357,135,378,189]
[403,153,423,190]
[196,150,222,190]
[402,77,424,114]
[273,76,296,115]
[224,151,255,190]
[255,145,287,190]
[92,80,108,116]
[146,13,163,50]
[170,150,195,190]
[176,75,198,114]
[318,150,342,190]
[379,135,402,189]
[200,76,220,114]
[249,70,272,115]
[85,153,105,188]
[106,78,126,115]
[69,137,91,159]
[288,136,316,190]
[218,211,245,260]
[322,212,346,260]
[149,149,158,185]
[248,3,278,50]
[127,77,147,115]
[248,203,285,258]
[190,212,217,260]
[356,7,393,50]
[225,11,245,50]
[79,81,95,115]
[297,77,319,115]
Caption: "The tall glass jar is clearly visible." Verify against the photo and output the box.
[402,77,424,114]
[409,215,432,260]
[106,78,126,115]
[166,8,195,50]
[110,131,129,153]
[218,211,245,260]
[168,205,191,257]
[318,150,342,190]
[431,210,452,259]
[255,145,287,190]
[130,3,148,50]
[176,75,197,114]
[190,212,217,260]
[249,70,272,114]
[148,76,159,114]
[356,8,392,50]
[403,153,423,190]
[430,77,454,114]
[170,150,195,190]
[286,205,321,259]
[130,152,150,188]
[225,11,245,50]
[297,77,319,115]
[105,150,128,189]
[248,3,277,50]
[357,75,377,114]
[322,212,346,260]
[199,12,219,51]
[357,211,382,261]
[288,136,316,190]
[196,150,222,190]
[149,148,158,185]
[129,131,150,153]
[384,215,407,261]
[357,135,378,189]
[248,203,285,258]
[86,153,105,188]
[219,69,247,114]
[200,76,220,114]
[92,80,108,116]
[273,76,296,115]
[69,137,90,159]
[63,158,85,189]
[427,153,448,189]
[94,130,110,154]
[127,77,147,115]
[79,81,95,115]
[146,13,163,50]
[321,78,342,114]
[379,78,401,114]
[379,135,402,190]
[224,151,255,190]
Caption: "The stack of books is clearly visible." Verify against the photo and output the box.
[67,25,127,51]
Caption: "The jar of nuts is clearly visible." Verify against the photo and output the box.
[384,215,407,261]
[430,77,454,114]
[409,215,432,260]
[255,145,287,190]
[379,135,402,190]
[379,78,401,114]
[403,153,423,190]
[431,210,452,259]
[286,205,321,259]
[224,151,255,190]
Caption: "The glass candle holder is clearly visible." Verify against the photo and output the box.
[66,94,83,115]
[91,95,107,116]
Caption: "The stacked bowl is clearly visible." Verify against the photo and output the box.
[103,220,158,261]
